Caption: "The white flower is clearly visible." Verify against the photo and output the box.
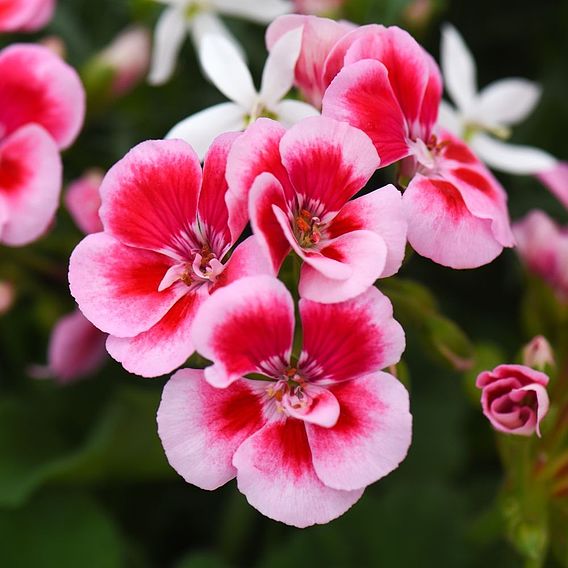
[166,27,319,159]
[148,0,293,85]
[439,23,557,175]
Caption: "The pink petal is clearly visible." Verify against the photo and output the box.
[0,124,61,246]
[69,233,186,338]
[64,169,104,234]
[0,44,85,149]
[21,0,55,31]
[518,384,549,437]
[283,385,340,427]
[233,418,363,527]
[326,185,407,278]
[106,292,204,378]
[299,286,405,383]
[538,162,568,211]
[307,372,411,490]
[402,175,505,269]
[99,139,201,258]
[191,276,295,388]
[280,116,380,213]
[0,0,39,31]
[157,369,266,490]
[322,60,410,167]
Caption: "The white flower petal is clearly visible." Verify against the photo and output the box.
[473,78,542,127]
[148,6,187,86]
[212,0,292,23]
[274,99,320,126]
[471,133,558,175]
[260,26,304,107]
[198,34,257,108]
[189,12,246,62]
[437,100,464,137]
[166,102,246,160]
[440,23,478,112]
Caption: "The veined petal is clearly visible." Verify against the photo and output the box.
[233,418,363,528]
[158,369,266,490]
[307,372,412,490]
[274,99,320,125]
[213,0,292,23]
[191,276,295,388]
[299,286,405,383]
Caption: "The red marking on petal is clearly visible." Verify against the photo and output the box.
[0,154,27,192]
[443,143,477,164]
[453,167,496,197]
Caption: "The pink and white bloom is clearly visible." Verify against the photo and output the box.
[65,169,104,234]
[513,210,568,303]
[439,24,557,175]
[158,276,411,527]
[319,23,514,268]
[69,136,273,378]
[148,0,292,85]
[476,364,550,437]
[226,116,407,303]
[0,0,55,32]
[167,28,318,160]
[538,162,568,211]
[0,44,85,246]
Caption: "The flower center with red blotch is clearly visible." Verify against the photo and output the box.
[409,134,450,174]
[293,209,323,248]
[265,368,313,416]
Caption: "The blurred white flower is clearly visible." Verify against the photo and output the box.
[149,0,293,85]
[439,24,557,175]
[167,27,319,159]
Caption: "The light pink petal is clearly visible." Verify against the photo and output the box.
[538,162,568,211]
[326,185,407,278]
[191,276,294,388]
[64,169,104,234]
[21,0,55,31]
[48,310,107,384]
[307,372,411,490]
[279,116,379,213]
[402,175,505,269]
[0,44,85,149]
[299,286,405,383]
[99,139,201,258]
[106,292,204,378]
[158,369,266,490]
[233,418,363,527]
[0,0,40,31]
[0,124,61,246]
[283,385,340,427]
[517,384,549,437]
[69,233,186,338]
[322,60,410,167]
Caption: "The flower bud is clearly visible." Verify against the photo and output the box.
[522,336,555,371]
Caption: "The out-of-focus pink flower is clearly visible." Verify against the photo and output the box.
[522,336,555,371]
[0,280,15,315]
[513,210,568,303]
[476,364,550,437]
[0,0,55,33]
[0,44,85,246]
[403,0,434,27]
[158,276,411,527]
[69,136,273,378]
[65,169,104,234]
[538,162,568,211]
[294,0,344,15]
[226,116,407,303]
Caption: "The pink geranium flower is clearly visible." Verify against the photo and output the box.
[69,136,273,378]
[158,276,411,527]
[0,0,55,32]
[0,44,84,246]
[476,364,550,437]
[65,169,104,234]
[318,24,514,268]
[226,116,407,303]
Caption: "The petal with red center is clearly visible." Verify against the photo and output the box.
[307,372,411,490]
[0,124,61,246]
[299,286,405,383]
[402,174,504,269]
[100,139,201,258]
[191,276,294,388]
[20,0,54,31]
[0,44,85,149]
[157,369,266,490]
[279,116,379,213]
[69,233,187,338]
[326,185,407,278]
[233,418,363,527]
[322,60,410,167]
[106,292,205,378]
[0,0,43,31]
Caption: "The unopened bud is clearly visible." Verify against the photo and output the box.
[523,336,555,371]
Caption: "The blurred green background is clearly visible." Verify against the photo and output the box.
[1,0,567,566]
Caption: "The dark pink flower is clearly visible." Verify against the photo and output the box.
[65,169,104,234]
[158,276,411,527]
[476,364,550,437]
[0,0,55,32]
[69,136,273,377]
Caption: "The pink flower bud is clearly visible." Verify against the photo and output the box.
[0,281,15,315]
[294,0,344,15]
[64,169,104,234]
[476,364,550,437]
[522,336,555,370]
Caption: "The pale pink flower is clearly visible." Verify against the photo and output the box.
[69,136,273,378]
[65,169,104,234]
[522,336,555,371]
[476,364,550,437]
[158,276,411,527]
[538,162,568,211]
[0,0,55,32]
[0,44,85,246]
[294,0,344,15]
[226,116,407,303]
